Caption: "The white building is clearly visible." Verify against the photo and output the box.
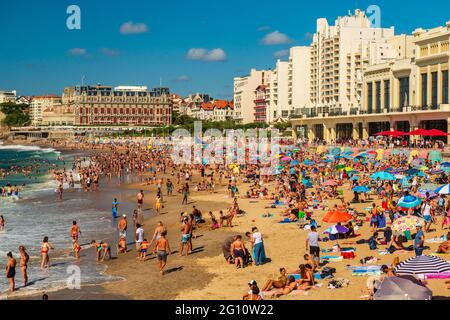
[0,90,17,103]
[233,69,271,124]
[30,95,62,126]
[267,60,289,122]
[309,9,395,116]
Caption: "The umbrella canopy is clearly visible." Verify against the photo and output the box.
[435,184,450,195]
[419,183,441,192]
[392,215,423,233]
[373,276,432,300]
[370,171,395,181]
[427,129,448,137]
[407,128,430,136]
[397,195,422,208]
[323,225,349,235]
[352,186,370,193]
[394,255,450,275]
[322,210,353,223]
[323,180,338,187]
[290,160,300,166]
[303,159,315,166]
[281,156,292,162]
[374,130,407,137]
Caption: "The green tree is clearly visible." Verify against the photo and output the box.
[0,102,30,127]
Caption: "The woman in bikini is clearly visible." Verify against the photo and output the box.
[297,264,315,290]
[261,268,288,292]
[0,215,5,231]
[273,276,298,297]
[155,195,162,215]
[19,246,29,287]
[40,236,54,269]
[150,221,167,246]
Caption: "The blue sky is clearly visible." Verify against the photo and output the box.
[1,0,449,99]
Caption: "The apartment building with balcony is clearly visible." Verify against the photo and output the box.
[30,95,62,126]
[292,20,450,144]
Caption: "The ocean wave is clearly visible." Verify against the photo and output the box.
[0,145,57,153]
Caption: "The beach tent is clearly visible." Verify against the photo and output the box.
[394,255,450,275]
[373,276,432,300]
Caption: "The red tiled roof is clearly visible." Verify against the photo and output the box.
[200,102,214,111]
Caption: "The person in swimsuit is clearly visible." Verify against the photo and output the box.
[117,236,127,254]
[71,240,81,259]
[19,246,29,287]
[297,264,315,289]
[118,214,127,239]
[5,252,16,292]
[153,231,171,275]
[261,268,288,291]
[70,221,81,243]
[40,236,54,269]
[155,195,162,215]
[150,221,167,246]
[0,215,5,231]
[230,235,246,269]
[138,238,150,261]
[90,240,112,261]
[179,218,191,256]
[274,276,298,297]
[112,198,119,219]
[137,190,144,213]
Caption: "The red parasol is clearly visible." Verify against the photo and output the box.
[426,129,448,137]
[406,128,430,136]
[374,130,407,137]
[322,210,353,223]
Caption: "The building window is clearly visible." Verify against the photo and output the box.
[421,73,428,107]
[443,70,449,104]
[384,80,390,112]
[367,83,373,113]
[375,81,381,113]
[399,77,409,110]
[431,71,438,108]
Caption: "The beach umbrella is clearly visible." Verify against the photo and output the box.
[440,162,450,168]
[354,152,368,158]
[303,159,315,166]
[394,255,450,275]
[428,150,442,163]
[435,184,450,195]
[323,180,338,187]
[370,171,395,181]
[418,190,437,199]
[392,215,423,233]
[322,210,352,223]
[373,276,432,300]
[352,186,370,193]
[323,225,349,235]
[406,128,430,136]
[419,166,429,171]
[281,156,292,162]
[429,169,443,175]
[330,147,341,156]
[397,195,422,208]
[427,129,448,137]
[405,168,420,176]
[419,183,441,192]
[290,160,300,166]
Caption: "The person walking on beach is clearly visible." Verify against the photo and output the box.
[5,252,16,292]
[137,190,144,214]
[135,223,145,254]
[166,179,173,196]
[118,214,127,239]
[153,231,171,275]
[155,194,162,215]
[179,217,191,256]
[71,221,81,243]
[57,182,63,200]
[40,236,54,269]
[112,198,119,218]
[150,221,167,246]
[0,215,4,232]
[306,226,320,267]
[182,183,189,205]
[19,246,29,287]
[414,224,425,256]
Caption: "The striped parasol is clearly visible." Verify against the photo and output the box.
[394,255,450,275]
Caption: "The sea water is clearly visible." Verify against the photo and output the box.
[0,145,139,298]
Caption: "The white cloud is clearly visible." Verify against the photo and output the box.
[120,22,149,35]
[100,48,120,57]
[68,48,87,56]
[186,48,227,62]
[261,31,293,45]
[273,49,289,58]
[174,75,191,82]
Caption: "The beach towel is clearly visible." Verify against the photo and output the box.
[278,219,297,224]
[320,255,343,262]
[425,236,446,244]
[425,273,450,279]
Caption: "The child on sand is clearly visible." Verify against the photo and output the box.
[139,239,150,261]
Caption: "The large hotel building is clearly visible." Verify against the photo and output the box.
[61,85,172,126]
